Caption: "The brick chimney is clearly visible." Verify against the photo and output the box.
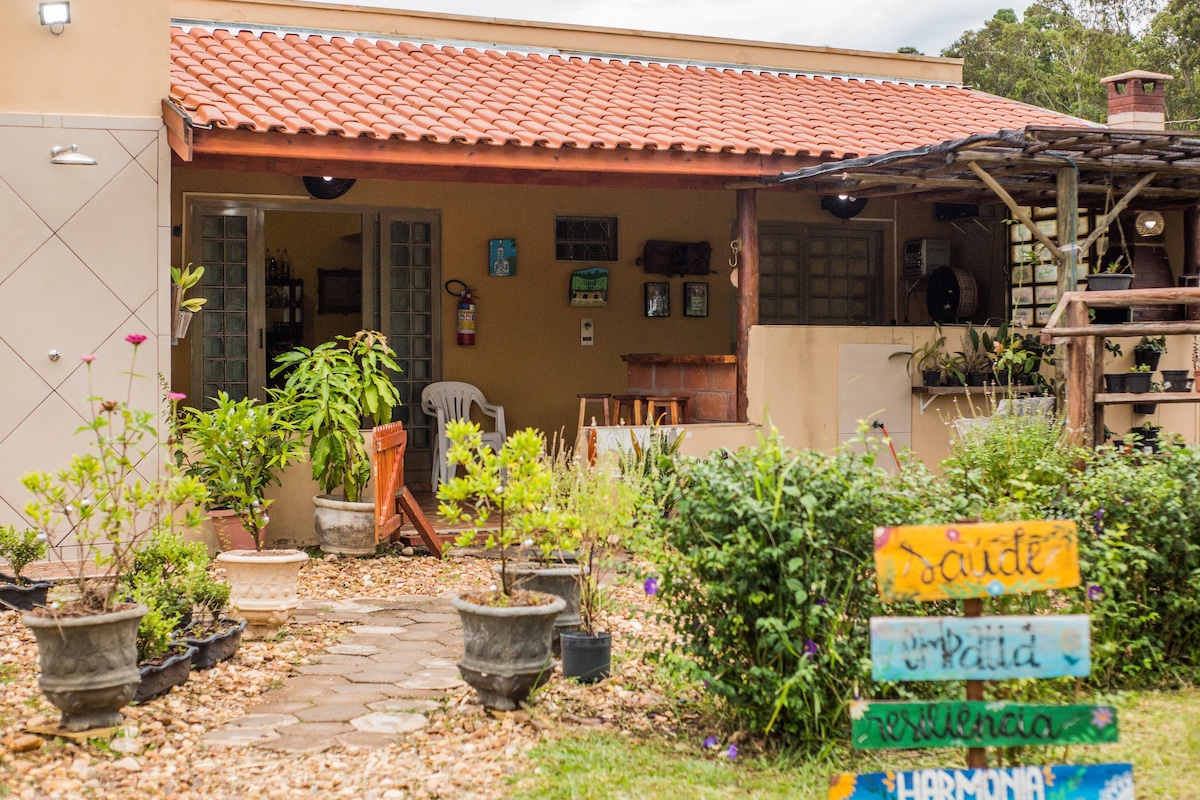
[1101,70,1172,130]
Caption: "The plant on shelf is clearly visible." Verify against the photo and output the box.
[957,326,994,385]
[1134,335,1167,371]
[895,324,947,387]
[272,330,403,557]
[174,391,304,552]
[438,421,571,710]
[1102,340,1128,394]
[1126,363,1153,394]
[1093,256,1131,274]
[19,335,208,730]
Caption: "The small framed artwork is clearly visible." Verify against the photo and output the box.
[488,238,516,276]
[684,281,709,317]
[1035,284,1059,304]
[1011,286,1033,305]
[1034,262,1058,283]
[644,282,669,317]
[317,269,361,314]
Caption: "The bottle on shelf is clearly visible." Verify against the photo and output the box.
[267,250,278,280]
[281,249,291,279]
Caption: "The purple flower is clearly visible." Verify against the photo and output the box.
[726,743,738,759]
[644,576,659,596]
[802,639,819,658]
[1094,508,1105,520]
[815,598,828,607]
[702,736,718,749]
[1087,584,1104,602]
[125,333,147,345]
[1091,706,1113,728]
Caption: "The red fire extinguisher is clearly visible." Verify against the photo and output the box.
[445,280,476,346]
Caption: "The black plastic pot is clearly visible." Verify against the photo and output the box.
[1125,372,1153,394]
[966,371,988,387]
[135,643,197,703]
[1133,402,1158,415]
[560,630,612,684]
[183,618,247,670]
[1161,370,1192,392]
[0,581,52,612]
[921,370,941,387]
[1103,373,1127,393]
[1134,350,1162,371]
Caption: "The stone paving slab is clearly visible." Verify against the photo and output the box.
[350,711,427,734]
[327,644,384,656]
[334,731,396,750]
[347,625,410,636]
[366,699,441,713]
[258,722,356,754]
[294,703,370,723]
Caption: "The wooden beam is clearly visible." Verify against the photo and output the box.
[956,149,1200,176]
[1085,136,1175,159]
[968,162,1064,261]
[1057,165,1079,300]
[1048,321,1200,338]
[1058,286,1200,307]
[162,99,194,162]
[736,188,758,424]
[189,128,815,179]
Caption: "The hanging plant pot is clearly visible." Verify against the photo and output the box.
[1133,350,1162,371]
[1161,370,1191,392]
[134,643,197,703]
[0,580,52,612]
[183,618,247,670]
[1103,374,1127,393]
[560,630,612,684]
[1132,402,1158,415]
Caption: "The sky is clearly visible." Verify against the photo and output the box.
[315,0,1034,57]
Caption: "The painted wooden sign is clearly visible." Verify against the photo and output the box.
[873,520,1080,603]
[828,763,1134,800]
[870,615,1090,681]
[850,701,1118,750]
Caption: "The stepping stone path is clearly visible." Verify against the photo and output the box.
[204,595,464,754]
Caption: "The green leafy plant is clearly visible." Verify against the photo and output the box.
[21,336,208,614]
[1104,339,1124,360]
[174,392,304,550]
[1093,255,1130,275]
[0,525,47,585]
[271,331,402,502]
[895,324,947,376]
[170,263,207,313]
[1129,364,1152,373]
[438,421,570,604]
[1135,335,1167,355]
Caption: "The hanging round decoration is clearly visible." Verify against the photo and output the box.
[820,195,869,220]
[1135,210,1165,237]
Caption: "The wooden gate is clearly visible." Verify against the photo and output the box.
[371,421,443,557]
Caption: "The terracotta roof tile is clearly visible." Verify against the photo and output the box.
[169,25,1084,160]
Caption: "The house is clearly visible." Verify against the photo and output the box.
[5,0,1197,543]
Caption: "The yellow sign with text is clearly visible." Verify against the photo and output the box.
[873,520,1080,603]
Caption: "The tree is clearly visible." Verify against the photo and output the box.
[1140,0,1200,127]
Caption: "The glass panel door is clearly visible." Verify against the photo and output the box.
[380,211,441,483]
[188,203,265,408]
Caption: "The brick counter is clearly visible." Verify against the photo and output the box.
[621,353,737,422]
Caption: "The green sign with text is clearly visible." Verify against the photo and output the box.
[850,701,1118,750]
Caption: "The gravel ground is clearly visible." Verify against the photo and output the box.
[0,553,692,799]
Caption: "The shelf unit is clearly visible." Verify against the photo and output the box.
[1041,287,1200,446]
[911,384,1036,415]
[265,279,303,387]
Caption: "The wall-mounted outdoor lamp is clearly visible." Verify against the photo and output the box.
[302,176,356,200]
[50,144,96,165]
[39,2,70,34]
[820,194,869,220]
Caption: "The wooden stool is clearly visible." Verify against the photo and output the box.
[646,395,689,425]
[577,393,611,429]
[611,394,648,426]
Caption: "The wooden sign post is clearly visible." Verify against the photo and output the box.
[831,520,1133,800]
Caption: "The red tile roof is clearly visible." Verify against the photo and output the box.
[169,26,1084,162]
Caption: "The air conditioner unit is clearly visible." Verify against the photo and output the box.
[903,239,950,277]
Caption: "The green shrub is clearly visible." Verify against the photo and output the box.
[0,525,48,584]
[651,433,961,746]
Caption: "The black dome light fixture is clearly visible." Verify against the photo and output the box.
[303,176,356,200]
[820,194,869,220]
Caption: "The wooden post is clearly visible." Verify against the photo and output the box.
[963,597,986,769]
[1057,166,1079,301]
[736,188,759,424]
[1064,296,1096,446]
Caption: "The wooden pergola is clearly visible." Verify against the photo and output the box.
[753,125,1200,444]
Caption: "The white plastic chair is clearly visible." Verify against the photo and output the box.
[421,381,507,489]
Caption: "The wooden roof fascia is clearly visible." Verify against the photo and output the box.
[186,127,822,180]
[162,98,196,162]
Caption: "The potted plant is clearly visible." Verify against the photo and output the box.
[272,330,402,556]
[438,421,568,710]
[170,263,206,343]
[1133,381,1162,415]
[174,391,308,639]
[0,525,51,612]
[182,570,244,670]
[20,335,207,731]
[1133,335,1166,371]
[895,325,946,387]
[1103,340,1126,394]
[1126,363,1153,394]
[1161,369,1192,392]
[1088,257,1134,324]
[1130,422,1162,453]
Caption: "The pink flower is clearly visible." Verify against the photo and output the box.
[80,354,97,363]
[166,392,187,401]
[945,529,961,542]
[125,333,147,345]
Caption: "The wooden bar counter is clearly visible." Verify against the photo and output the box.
[620,353,737,422]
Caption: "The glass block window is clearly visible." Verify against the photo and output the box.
[385,218,435,454]
[199,213,250,408]
[1008,207,1092,326]
[555,216,618,261]
[759,224,880,325]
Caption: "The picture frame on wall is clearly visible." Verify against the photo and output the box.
[488,238,516,276]
[684,281,709,317]
[644,282,669,317]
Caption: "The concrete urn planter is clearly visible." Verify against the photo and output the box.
[216,549,308,639]
[22,604,147,731]
[498,565,584,656]
[452,592,565,711]
[313,494,377,556]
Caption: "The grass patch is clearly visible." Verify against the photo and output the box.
[512,689,1200,800]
